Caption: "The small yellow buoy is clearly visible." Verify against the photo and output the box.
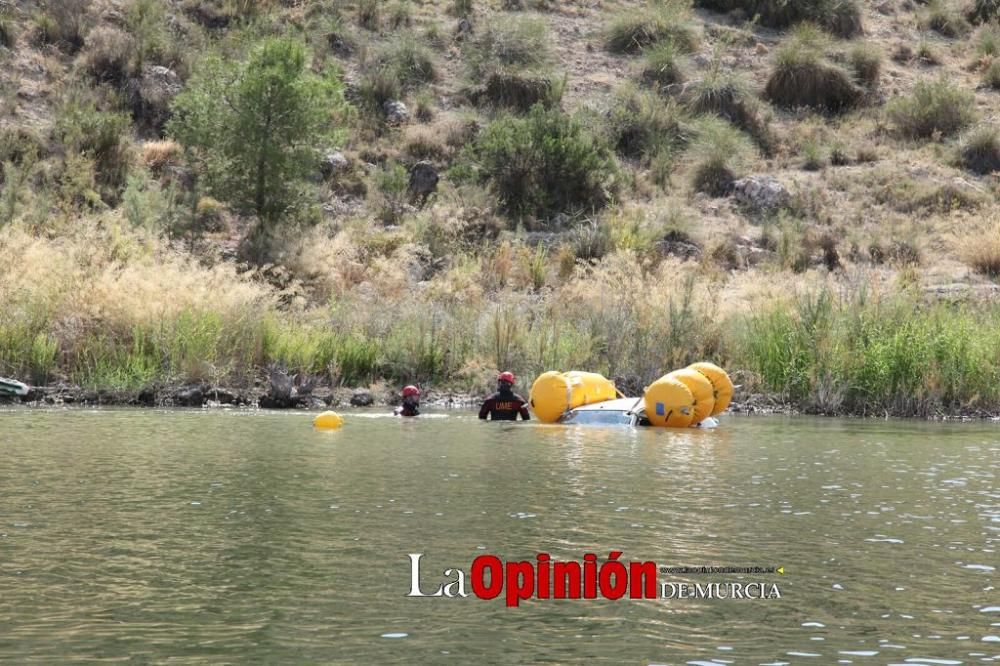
[313,411,344,429]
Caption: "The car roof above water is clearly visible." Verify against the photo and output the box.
[571,398,643,412]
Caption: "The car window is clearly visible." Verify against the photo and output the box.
[562,410,634,426]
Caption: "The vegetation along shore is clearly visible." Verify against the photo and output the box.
[2,0,1000,417]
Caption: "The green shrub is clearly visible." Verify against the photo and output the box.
[693,0,863,38]
[958,125,1000,174]
[55,91,132,201]
[125,0,169,69]
[741,290,1000,415]
[969,0,1000,23]
[684,71,774,153]
[0,13,14,48]
[913,41,940,64]
[464,15,549,79]
[687,116,754,196]
[34,0,90,52]
[450,0,475,17]
[887,78,976,138]
[81,26,135,86]
[413,91,435,121]
[640,41,684,88]
[0,161,29,226]
[924,0,972,37]
[605,0,699,54]
[168,37,347,259]
[984,59,1000,89]
[469,70,560,112]
[821,0,865,38]
[874,175,986,213]
[387,1,411,29]
[371,161,409,224]
[356,68,403,114]
[977,22,1000,55]
[606,86,688,162]
[182,0,245,30]
[765,26,862,112]
[122,169,173,231]
[849,42,882,88]
[801,138,826,170]
[374,36,437,89]
[466,106,619,220]
[336,335,380,385]
[194,196,227,232]
[569,218,613,261]
[0,126,45,165]
[357,0,380,30]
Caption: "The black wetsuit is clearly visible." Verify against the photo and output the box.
[479,390,530,421]
[396,402,420,417]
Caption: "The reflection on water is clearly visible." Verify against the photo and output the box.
[0,409,997,664]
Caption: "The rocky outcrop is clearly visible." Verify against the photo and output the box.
[456,18,474,39]
[1,381,464,411]
[258,369,318,409]
[383,99,409,125]
[655,230,702,261]
[327,31,354,57]
[171,386,205,407]
[320,151,350,179]
[408,161,439,205]
[350,389,375,407]
[732,175,791,212]
[130,65,183,132]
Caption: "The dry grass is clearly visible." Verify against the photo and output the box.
[140,140,183,170]
[684,71,774,153]
[605,0,700,55]
[959,221,1000,277]
[2,0,1000,403]
[887,78,977,138]
[468,71,557,112]
[984,59,1000,89]
[0,219,275,384]
[849,42,883,88]
[765,27,862,113]
[958,125,1000,174]
[923,1,972,37]
[402,126,450,162]
[80,25,134,86]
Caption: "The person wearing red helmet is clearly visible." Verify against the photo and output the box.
[395,385,420,417]
[478,371,530,421]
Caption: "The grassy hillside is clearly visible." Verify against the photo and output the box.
[2,0,1000,414]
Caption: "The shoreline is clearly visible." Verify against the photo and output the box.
[4,383,1000,421]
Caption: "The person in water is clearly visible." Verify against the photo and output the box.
[479,372,530,421]
[395,385,420,417]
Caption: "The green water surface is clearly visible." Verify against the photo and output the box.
[0,409,997,664]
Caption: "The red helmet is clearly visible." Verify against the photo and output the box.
[402,385,420,397]
[498,371,515,384]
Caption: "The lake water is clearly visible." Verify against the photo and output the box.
[0,409,997,664]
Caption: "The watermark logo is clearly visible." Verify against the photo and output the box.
[406,552,784,607]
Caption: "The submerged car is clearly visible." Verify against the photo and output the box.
[558,398,719,428]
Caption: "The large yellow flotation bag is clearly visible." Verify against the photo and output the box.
[643,375,696,428]
[688,362,734,416]
[530,371,618,423]
[667,368,716,425]
[313,411,344,429]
